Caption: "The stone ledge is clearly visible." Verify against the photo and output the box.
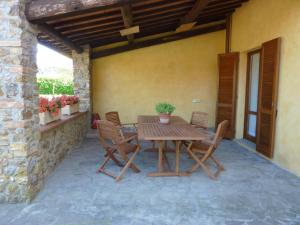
[40,112,88,134]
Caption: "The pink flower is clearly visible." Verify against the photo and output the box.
[39,97,62,116]
[60,95,79,106]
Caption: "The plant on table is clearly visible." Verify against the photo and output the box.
[155,102,176,124]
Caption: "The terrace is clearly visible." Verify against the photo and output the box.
[0,139,299,225]
[0,0,300,224]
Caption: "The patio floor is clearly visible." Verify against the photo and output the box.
[1,138,300,225]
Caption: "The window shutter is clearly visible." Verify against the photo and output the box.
[216,52,239,139]
[256,38,281,158]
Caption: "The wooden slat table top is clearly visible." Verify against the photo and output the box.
[138,123,212,141]
[138,115,189,125]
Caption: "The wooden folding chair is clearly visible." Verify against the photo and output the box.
[96,120,141,181]
[105,111,137,140]
[190,111,209,129]
[186,120,229,180]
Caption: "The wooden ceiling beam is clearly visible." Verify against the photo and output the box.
[38,39,71,57]
[37,23,83,53]
[179,0,210,25]
[92,23,226,59]
[26,0,134,23]
[121,4,134,43]
[134,5,191,21]
[198,9,235,18]
[67,25,124,39]
[134,11,186,25]
[61,21,124,35]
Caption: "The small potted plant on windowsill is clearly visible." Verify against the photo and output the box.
[155,102,176,124]
[39,97,62,125]
[61,95,79,115]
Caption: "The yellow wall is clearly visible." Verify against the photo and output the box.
[92,31,225,126]
[232,0,300,176]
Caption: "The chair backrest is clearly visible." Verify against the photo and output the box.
[190,111,208,129]
[96,120,123,148]
[212,120,229,149]
[105,111,121,127]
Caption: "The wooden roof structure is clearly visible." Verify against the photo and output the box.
[26,0,249,58]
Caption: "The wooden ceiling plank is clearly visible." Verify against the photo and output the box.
[134,5,191,21]
[201,3,242,14]
[37,23,83,53]
[134,11,187,24]
[61,20,124,35]
[198,9,235,18]
[67,24,124,39]
[92,23,226,58]
[53,13,122,30]
[133,0,193,16]
[48,8,120,25]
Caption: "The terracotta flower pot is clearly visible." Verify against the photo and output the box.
[159,113,171,124]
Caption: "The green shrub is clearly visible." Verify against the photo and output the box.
[38,78,74,95]
[155,102,176,114]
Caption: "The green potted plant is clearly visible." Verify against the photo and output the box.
[155,102,176,124]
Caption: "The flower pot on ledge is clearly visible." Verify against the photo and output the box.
[61,103,79,116]
[39,111,61,125]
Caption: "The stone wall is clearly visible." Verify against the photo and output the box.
[39,113,88,181]
[0,0,41,203]
[0,2,91,203]
[72,47,92,114]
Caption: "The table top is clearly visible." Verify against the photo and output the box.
[138,115,189,125]
[138,116,212,141]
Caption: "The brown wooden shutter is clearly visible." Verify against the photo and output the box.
[216,52,239,139]
[256,38,281,158]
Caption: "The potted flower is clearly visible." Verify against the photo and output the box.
[155,102,176,124]
[61,95,79,115]
[39,97,62,125]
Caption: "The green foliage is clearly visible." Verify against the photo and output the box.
[155,102,176,114]
[38,78,74,95]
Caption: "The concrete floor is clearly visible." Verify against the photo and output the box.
[1,138,300,225]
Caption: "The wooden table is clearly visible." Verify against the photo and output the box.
[138,115,211,177]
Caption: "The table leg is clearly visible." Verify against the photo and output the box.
[175,141,181,174]
[148,140,189,177]
[158,140,164,173]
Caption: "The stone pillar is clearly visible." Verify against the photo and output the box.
[72,46,92,114]
[0,1,41,202]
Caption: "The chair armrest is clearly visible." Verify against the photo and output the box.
[119,134,138,144]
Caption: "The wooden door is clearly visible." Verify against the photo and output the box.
[256,38,281,158]
[216,52,239,139]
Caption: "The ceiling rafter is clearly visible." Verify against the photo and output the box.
[120,4,134,43]
[179,0,210,25]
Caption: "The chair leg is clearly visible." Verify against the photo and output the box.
[97,156,110,173]
[211,155,225,171]
[116,148,140,182]
[106,150,124,167]
[187,149,217,180]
